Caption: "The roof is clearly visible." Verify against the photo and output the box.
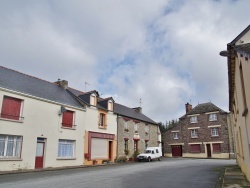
[229,25,250,45]
[180,102,227,118]
[0,66,84,109]
[114,103,157,125]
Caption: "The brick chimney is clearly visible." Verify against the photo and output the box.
[55,79,68,90]
[133,107,142,113]
[185,103,192,113]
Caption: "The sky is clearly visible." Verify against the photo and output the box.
[0,0,249,124]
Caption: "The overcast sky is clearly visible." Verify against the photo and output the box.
[0,0,249,123]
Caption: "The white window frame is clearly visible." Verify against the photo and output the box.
[191,129,198,138]
[90,94,96,106]
[57,139,75,158]
[134,123,139,131]
[173,132,179,139]
[190,116,198,123]
[124,121,129,131]
[0,135,22,158]
[209,113,217,121]
[211,127,219,137]
[145,125,149,133]
[108,100,113,111]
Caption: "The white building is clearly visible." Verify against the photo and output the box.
[0,66,86,171]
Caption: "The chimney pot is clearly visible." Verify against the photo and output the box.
[185,103,192,113]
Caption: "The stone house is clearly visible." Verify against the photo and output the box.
[220,24,250,181]
[164,102,230,159]
[114,103,161,160]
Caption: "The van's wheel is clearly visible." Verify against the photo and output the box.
[147,157,151,162]
[138,159,141,162]
[158,157,161,161]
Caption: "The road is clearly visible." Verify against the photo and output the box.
[0,158,235,188]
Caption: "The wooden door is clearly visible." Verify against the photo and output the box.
[109,141,112,160]
[171,145,182,157]
[35,142,45,169]
[206,144,211,158]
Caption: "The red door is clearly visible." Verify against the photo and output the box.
[206,144,211,158]
[109,141,112,160]
[171,145,182,157]
[35,142,45,169]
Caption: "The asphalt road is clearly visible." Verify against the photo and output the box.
[0,158,235,188]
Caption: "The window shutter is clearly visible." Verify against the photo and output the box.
[62,110,73,127]
[1,96,21,120]
[212,143,221,152]
[191,144,201,153]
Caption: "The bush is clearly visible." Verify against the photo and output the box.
[117,156,127,162]
[133,150,140,158]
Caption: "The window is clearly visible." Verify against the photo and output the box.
[239,62,248,116]
[190,144,201,153]
[1,96,22,121]
[58,139,75,158]
[145,125,149,133]
[173,132,179,139]
[190,116,197,123]
[134,123,139,132]
[124,122,129,132]
[62,110,75,128]
[191,129,198,138]
[209,114,217,121]
[90,94,96,106]
[108,100,113,111]
[0,135,22,158]
[99,113,106,127]
[211,128,219,137]
[212,143,221,153]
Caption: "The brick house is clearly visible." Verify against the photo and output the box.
[164,102,230,159]
[114,104,161,160]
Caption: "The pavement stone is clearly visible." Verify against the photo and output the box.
[223,166,250,188]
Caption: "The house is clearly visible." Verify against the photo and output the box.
[68,89,117,165]
[114,103,161,160]
[0,66,86,171]
[220,25,250,181]
[164,102,230,159]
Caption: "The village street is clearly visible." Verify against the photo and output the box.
[0,158,235,188]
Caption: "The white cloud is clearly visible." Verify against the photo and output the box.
[0,0,248,123]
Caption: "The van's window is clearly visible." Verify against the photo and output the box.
[152,151,154,154]
[145,150,151,154]
[156,149,159,153]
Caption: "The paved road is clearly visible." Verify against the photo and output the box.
[0,158,235,188]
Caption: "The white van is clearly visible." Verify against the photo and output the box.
[137,147,162,162]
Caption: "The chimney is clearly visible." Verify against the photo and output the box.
[185,103,192,113]
[133,107,142,113]
[55,79,68,90]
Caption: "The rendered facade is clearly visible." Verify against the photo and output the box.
[220,25,250,181]
[164,102,230,159]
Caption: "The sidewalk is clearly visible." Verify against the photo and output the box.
[223,165,250,188]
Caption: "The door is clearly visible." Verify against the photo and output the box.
[35,142,45,169]
[171,145,182,157]
[206,144,211,158]
[109,141,112,160]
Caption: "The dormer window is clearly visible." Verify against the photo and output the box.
[90,94,96,106]
[209,113,217,121]
[190,116,198,123]
[108,100,113,111]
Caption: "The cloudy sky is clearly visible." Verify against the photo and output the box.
[0,0,249,123]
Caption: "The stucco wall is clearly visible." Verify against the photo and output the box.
[0,89,86,171]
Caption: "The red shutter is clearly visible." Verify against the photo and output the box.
[190,144,201,153]
[1,96,21,120]
[62,110,74,128]
[212,143,221,153]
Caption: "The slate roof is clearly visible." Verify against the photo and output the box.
[180,102,227,119]
[0,66,84,109]
[114,103,157,125]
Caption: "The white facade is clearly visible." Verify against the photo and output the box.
[0,88,86,171]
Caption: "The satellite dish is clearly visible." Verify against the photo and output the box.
[59,106,67,115]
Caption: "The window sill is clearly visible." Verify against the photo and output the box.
[190,122,198,124]
[61,126,76,130]
[98,126,107,129]
[0,158,23,161]
[209,120,217,122]
[56,157,76,160]
[0,117,23,123]
[191,137,198,139]
[211,135,219,137]
[174,138,179,140]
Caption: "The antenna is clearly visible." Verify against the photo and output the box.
[140,98,142,107]
[85,82,90,92]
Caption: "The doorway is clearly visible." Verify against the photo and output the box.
[108,141,112,160]
[35,138,46,169]
[206,144,211,158]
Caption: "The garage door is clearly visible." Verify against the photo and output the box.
[91,138,108,159]
[171,145,182,157]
